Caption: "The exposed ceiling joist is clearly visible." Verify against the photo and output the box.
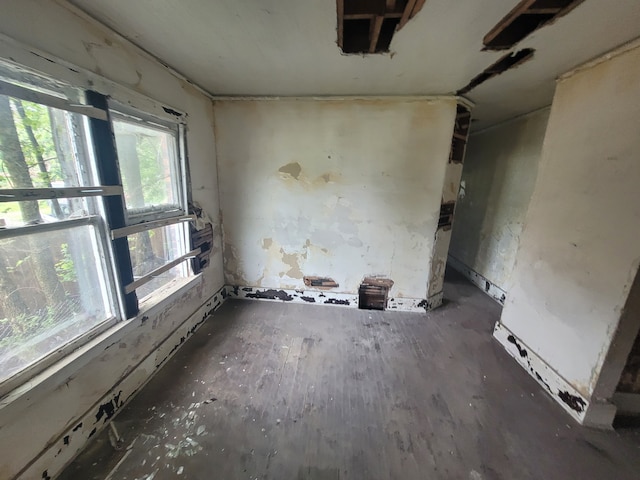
[483,0,587,51]
[338,0,427,54]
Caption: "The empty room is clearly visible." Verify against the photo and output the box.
[1,1,640,479]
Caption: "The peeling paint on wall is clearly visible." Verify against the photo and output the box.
[215,99,457,299]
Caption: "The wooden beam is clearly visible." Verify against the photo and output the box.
[452,132,468,141]
[344,13,374,20]
[385,0,397,11]
[344,12,402,20]
[522,8,562,14]
[483,0,537,46]
[398,0,418,29]
[369,15,384,53]
[337,0,344,49]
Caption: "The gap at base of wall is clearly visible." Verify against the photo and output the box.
[447,255,507,305]
[225,285,442,312]
[494,322,617,429]
[613,392,640,415]
[20,285,228,480]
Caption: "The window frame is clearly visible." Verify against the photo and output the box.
[0,81,122,395]
[109,103,188,225]
[0,64,197,395]
[105,100,197,305]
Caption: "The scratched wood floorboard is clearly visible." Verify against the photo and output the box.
[59,270,640,480]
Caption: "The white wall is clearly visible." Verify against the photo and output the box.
[0,1,223,478]
[449,108,549,293]
[497,41,640,425]
[214,99,456,301]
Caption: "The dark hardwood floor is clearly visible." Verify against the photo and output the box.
[59,269,640,480]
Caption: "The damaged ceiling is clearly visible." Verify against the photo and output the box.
[69,0,640,129]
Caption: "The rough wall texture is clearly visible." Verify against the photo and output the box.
[449,108,549,292]
[498,43,640,400]
[0,1,223,478]
[214,99,456,300]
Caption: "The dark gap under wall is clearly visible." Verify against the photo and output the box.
[457,49,535,96]
[484,0,586,51]
[616,325,640,393]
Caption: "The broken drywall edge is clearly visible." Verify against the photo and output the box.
[225,285,440,312]
[16,285,228,480]
[455,95,475,110]
[493,322,615,427]
[447,255,506,305]
[558,35,640,82]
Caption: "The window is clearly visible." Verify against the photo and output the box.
[109,103,193,302]
[0,61,195,391]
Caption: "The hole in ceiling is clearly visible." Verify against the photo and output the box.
[457,48,535,96]
[337,0,426,54]
[484,0,586,51]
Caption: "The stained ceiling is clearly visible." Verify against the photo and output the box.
[69,0,640,130]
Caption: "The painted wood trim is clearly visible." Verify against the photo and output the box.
[0,79,108,120]
[447,255,507,305]
[225,285,442,312]
[493,322,614,426]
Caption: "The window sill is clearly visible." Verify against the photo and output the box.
[0,273,203,415]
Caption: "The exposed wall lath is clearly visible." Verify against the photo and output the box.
[337,0,427,54]
[449,105,470,164]
[484,0,586,51]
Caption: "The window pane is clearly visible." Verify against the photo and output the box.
[0,198,94,228]
[0,225,114,383]
[0,94,95,191]
[128,223,189,300]
[112,118,181,217]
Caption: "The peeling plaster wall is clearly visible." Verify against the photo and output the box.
[214,99,456,301]
[449,108,549,293]
[0,1,223,478]
[497,42,640,422]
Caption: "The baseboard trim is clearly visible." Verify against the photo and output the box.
[447,255,507,305]
[225,285,440,312]
[18,285,228,480]
[494,322,591,425]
